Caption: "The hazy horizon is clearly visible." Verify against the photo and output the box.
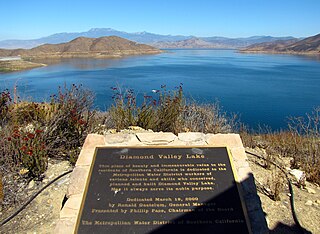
[0,27,307,42]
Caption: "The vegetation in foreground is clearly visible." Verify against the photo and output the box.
[0,84,319,211]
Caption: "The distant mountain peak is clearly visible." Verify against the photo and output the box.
[89,28,115,32]
[133,31,149,35]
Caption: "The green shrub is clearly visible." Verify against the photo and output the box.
[107,85,236,134]
[43,84,95,163]
[6,125,48,178]
[11,102,48,125]
[154,85,184,132]
[108,85,184,133]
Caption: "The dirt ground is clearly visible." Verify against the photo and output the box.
[0,159,72,234]
[0,149,319,234]
[246,147,320,234]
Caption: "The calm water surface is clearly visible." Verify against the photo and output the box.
[1,49,320,129]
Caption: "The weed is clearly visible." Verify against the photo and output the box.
[266,167,285,201]
[0,173,3,205]
[0,89,12,126]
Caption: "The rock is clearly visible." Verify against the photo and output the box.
[305,200,313,206]
[306,187,316,194]
[19,168,29,175]
[289,169,306,187]
[178,132,205,141]
[206,133,243,148]
[136,132,176,145]
[28,180,35,189]
[56,177,69,186]
[265,217,270,226]
[315,200,320,204]
[128,126,144,131]
[104,133,141,145]
[107,129,117,134]
[178,132,206,144]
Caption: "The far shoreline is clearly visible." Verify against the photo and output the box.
[0,50,162,73]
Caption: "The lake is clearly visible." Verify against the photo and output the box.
[1,49,320,130]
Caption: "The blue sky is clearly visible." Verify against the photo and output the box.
[0,0,319,40]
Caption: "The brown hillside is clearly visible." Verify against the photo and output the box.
[0,36,162,58]
[240,33,320,54]
[284,33,320,53]
[241,39,298,52]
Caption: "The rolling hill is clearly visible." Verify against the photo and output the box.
[0,36,162,59]
[240,33,320,54]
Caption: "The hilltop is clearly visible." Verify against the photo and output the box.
[0,36,162,59]
[240,33,320,55]
[0,84,319,233]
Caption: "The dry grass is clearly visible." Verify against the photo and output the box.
[104,85,238,134]
[241,107,320,184]
[0,173,3,204]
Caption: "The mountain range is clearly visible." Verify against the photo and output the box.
[0,28,297,49]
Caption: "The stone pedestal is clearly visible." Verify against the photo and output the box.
[55,132,268,234]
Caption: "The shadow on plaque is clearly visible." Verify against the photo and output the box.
[150,173,311,234]
[151,175,255,234]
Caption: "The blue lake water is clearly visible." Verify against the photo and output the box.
[1,49,320,130]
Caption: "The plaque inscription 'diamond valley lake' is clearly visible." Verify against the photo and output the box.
[75,147,251,234]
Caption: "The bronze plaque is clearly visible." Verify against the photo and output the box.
[75,147,251,234]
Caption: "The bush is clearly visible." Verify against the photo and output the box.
[10,102,48,125]
[5,125,48,177]
[287,107,320,183]
[176,102,238,134]
[107,85,237,134]
[0,89,12,126]
[0,84,97,213]
[43,84,95,163]
[0,84,95,179]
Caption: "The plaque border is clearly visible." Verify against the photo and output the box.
[74,146,251,233]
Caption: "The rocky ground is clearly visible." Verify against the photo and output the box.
[0,148,319,233]
[246,147,320,234]
[0,159,72,234]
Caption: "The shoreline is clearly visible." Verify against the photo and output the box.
[0,60,46,73]
[238,50,320,56]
